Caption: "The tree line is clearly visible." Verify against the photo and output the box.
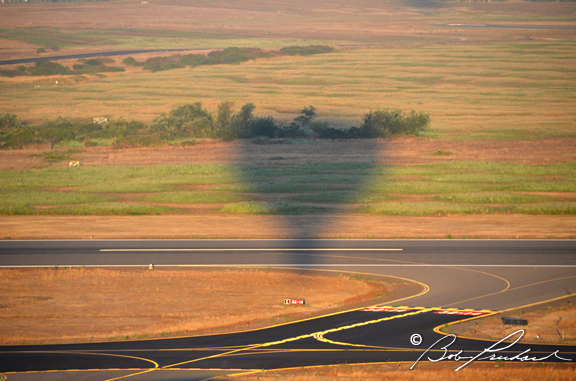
[1,45,335,78]
[123,45,334,72]
[0,103,430,149]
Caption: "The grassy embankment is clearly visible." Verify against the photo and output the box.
[1,161,574,216]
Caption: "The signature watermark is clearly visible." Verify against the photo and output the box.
[411,329,572,371]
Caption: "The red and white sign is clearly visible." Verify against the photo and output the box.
[360,308,412,313]
[284,298,305,305]
[434,310,486,316]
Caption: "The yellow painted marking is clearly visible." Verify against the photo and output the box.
[316,251,515,310]
[163,344,263,369]
[446,274,576,308]
[104,369,155,381]
[163,306,436,368]
[439,266,511,307]
[435,292,576,345]
[314,308,434,348]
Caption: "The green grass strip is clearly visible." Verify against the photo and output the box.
[219,202,327,215]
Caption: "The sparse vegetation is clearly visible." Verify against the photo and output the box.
[0,58,124,78]
[0,268,396,344]
[279,45,334,56]
[223,362,576,381]
[0,160,573,216]
[0,103,428,148]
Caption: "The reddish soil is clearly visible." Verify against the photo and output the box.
[1,137,575,170]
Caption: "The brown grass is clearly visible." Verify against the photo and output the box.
[2,138,575,171]
[0,268,404,344]
[1,214,575,240]
[449,299,576,345]
[221,362,576,381]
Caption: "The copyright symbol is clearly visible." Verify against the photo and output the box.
[410,333,423,346]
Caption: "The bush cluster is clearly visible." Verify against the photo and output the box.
[0,58,124,78]
[148,101,307,140]
[0,103,429,149]
[128,48,275,72]
[279,45,334,56]
[318,110,431,139]
[1,45,334,78]
[0,112,147,149]
[126,45,333,72]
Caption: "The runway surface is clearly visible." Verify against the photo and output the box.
[1,240,575,380]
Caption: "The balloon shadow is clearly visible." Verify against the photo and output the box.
[232,138,385,266]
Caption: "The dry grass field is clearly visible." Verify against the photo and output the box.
[449,298,576,345]
[1,42,575,139]
[221,362,576,381]
[0,267,406,344]
[1,0,574,59]
[0,0,575,137]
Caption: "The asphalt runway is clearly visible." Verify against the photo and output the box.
[1,240,575,380]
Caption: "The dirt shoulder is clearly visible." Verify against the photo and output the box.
[2,137,575,170]
[1,214,575,240]
[221,362,576,381]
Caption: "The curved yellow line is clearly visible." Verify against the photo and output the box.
[507,274,576,293]
[440,266,511,307]
[158,266,430,339]
[163,344,261,369]
[297,252,511,308]
[104,369,155,381]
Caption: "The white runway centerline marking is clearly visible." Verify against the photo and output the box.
[99,248,404,252]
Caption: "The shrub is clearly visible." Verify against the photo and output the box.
[2,126,42,148]
[28,60,72,76]
[37,48,47,53]
[227,103,256,138]
[85,59,102,66]
[122,57,143,67]
[319,127,349,140]
[149,102,214,138]
[180,140,196,147]
[38,117,77,144]
[142,55,185,72]
[359,109,430,138]
[293,105,317,128]
[0,69,20,78]
[0,112,22,132]
[279,45,334,56]
[214,100,235,137]
[101,66,125,73]
[249,116,278,138]
[276,123,306,139]
[309,121,329,135]
[207,47,272,65]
